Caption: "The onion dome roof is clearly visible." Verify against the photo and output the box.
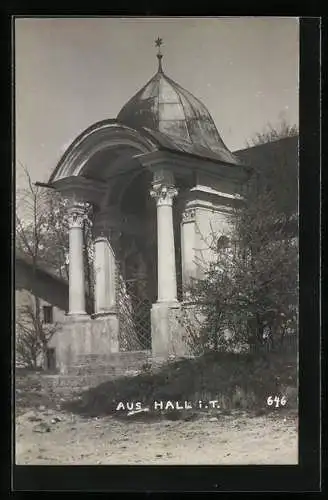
[117,39,240,166]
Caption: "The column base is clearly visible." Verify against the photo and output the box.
[155,299,180,308]
[91,308,117,319]
[66,312,90,321]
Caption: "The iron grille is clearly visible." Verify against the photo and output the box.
[117,274,152,351]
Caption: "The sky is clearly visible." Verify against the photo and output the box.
[15,17,299,190]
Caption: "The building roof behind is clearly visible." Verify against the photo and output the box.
[233,135,299,216]
[233,135,298,172]
[15,250,68,288]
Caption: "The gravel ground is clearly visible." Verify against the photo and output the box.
[15,406,298,465]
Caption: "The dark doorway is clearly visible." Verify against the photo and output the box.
[46,348,56,371]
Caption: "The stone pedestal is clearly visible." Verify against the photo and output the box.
[52,314,119,374]
[93,207,120,317]
[151,301,190,361]
[94,236,117,314]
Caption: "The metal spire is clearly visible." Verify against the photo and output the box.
[155,37,164,73]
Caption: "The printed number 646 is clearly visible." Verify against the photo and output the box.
[267,395,287,407]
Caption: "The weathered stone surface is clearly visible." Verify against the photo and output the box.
[40,350,153,396]
[53,315,120,373]
[151,302,192,360]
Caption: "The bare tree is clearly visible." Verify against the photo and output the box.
[246,117,298,147]
[16,295,58,369]
[16,163,96,368]
[15,163,57,368]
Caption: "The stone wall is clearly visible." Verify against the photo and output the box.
[49,314,120,373]
[15,288,66,368]
[15,289,66,325]
[181,179,242,284]
[40,350,152,396]
[67,351,152,376]
[195,206,231,276]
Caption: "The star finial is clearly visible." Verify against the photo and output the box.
[155,37,164,73]
[155,37,163,52]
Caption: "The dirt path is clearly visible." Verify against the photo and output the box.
[16,408,298,465]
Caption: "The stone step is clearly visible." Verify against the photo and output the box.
[66,364,148,377]
[66,365,118,376]
[72,351,152,372]
[41,373,117,394]
[76,350,151,364]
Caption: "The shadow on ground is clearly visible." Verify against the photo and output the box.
[60,351,298,420]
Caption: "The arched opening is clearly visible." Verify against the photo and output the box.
[116,169,156,351]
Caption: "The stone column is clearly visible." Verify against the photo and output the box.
[93,211,118,315]
[181,206,197,293]
[67,202,87,316]
[150,177,178,303]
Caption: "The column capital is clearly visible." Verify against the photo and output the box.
[182,207,196,223]
[67,201,89,229]
[150,183,178,207]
